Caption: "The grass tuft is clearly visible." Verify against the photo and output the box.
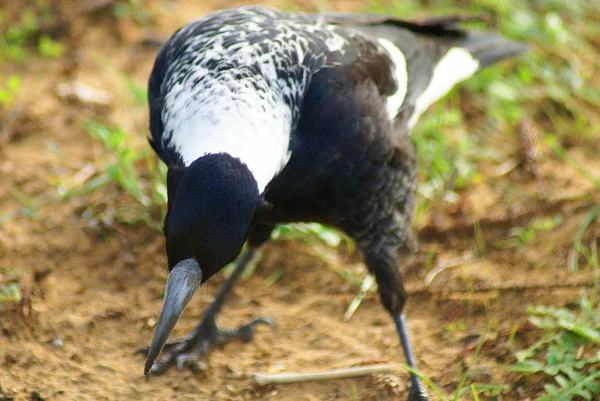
[0,269,23,312]
[58,121,168,230]
[512,296,600,401]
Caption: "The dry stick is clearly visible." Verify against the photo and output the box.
[252,364,397,386]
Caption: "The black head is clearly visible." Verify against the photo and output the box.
[145,152,260,375]
[164,153,261,276]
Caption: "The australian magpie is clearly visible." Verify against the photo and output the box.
[142,6,526,400]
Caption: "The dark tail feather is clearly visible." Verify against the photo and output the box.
[323,12,528,69]
[458,31,529,69]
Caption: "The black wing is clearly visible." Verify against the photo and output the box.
[320,12,527,124]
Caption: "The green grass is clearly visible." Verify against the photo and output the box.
[1,120,167,229]
[492,214,563,249]
[271,222,349,248]
[571,205,600,272]
[410,293,600,400]
[0,75,21,105]
[512,295,600,400]
[112,0,152,25]
[0,283,22,307]
[72,121,167,230]
[0,269,23,311]
[0,2,65,62]
[405,325,509,400]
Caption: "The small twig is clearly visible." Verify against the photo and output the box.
[252,364,397,386]
[424,253,475,286]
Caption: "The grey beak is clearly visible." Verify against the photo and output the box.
[144,258,202,376]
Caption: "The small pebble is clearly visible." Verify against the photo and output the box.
[226,369,243,379]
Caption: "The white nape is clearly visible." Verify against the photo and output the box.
[164,80,292,193]
[408,47,480,128]
[378,38,408,120]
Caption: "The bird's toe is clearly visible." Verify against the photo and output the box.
[408,387,429,401]
[174,352,208,373]
[143,316,275,377]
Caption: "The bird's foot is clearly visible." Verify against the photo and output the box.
[408,386,429,401]
[141,316,275,375]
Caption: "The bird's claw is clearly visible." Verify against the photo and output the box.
[143,315,275,377]
[236,317,276,342]
[408,387,429,401]
[175,353,208,373]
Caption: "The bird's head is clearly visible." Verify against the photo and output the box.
[144,153,261,375]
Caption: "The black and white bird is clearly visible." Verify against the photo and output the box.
[142,6,526,400]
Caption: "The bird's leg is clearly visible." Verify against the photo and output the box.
[363,249,429,401]
[145,248,275,375]
[394,314,429,401]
